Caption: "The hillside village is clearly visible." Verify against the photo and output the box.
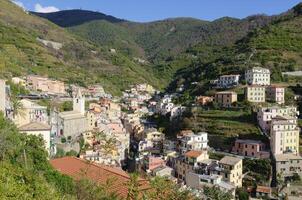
[1,0,302,199]
[0,64,301,199]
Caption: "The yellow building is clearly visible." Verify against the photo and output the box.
[217,156,243,187]
[245,86,266,103]
[270,116,300,156]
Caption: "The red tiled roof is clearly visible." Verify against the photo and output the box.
[185,150,204,158]
[50,157,150,198]
[256,186,271,194]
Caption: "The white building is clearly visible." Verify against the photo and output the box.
[257,106,299,133]
[170,106,186,121]
[217,75,240,88]
[178,132,208,155]
[245,67,271,86]
[186,173,236,197]
[13,99,48,127]
[19,122,51,153]
[161,102,175,115]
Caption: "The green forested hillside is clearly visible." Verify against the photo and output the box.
[168,4,302,97]
[37,10,273,62]
[0,114,75,199]
[3,0,302,96]
[35,9,275,93]
[0,0,164,95]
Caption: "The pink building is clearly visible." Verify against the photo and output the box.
[143,156,165,171]
[266,85,285,104]
[232,139,270,159]
[27,75,65,95]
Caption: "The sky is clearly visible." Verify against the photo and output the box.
[13,0,302,22]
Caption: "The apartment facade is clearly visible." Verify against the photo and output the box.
[245,67,271,86]
[270,117,300,156]
[217,75,240,88]
[215,91,237,107]
[214,156,243,187]
[186,173,236,197]
[266,85,285,104]
[13,99,48,127]
[231,139,269,159]
[245,86,266,103]
[178,132,208,154]
[175,150,209,182]
[257,106,299,133]
[275,154,302,179]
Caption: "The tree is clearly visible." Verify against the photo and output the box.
[75,178,118,200]
[237,188,249,200]
[292,173,301,182]
[203,186,232,200]
[146,177,197,200]
[127,173,140,200]
[11,96,25,118]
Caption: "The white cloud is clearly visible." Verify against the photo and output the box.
[12,1,26,10]
[34,3,60,13]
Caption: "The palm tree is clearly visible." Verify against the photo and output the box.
[11,96,25,119]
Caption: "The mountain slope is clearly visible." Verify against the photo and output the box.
[169,3,302,96]
[35,9,276,91]
[0,0,163,95]
[33,9,125,27]
[36,10,274,62]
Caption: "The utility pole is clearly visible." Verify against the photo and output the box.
[23,149,28,170]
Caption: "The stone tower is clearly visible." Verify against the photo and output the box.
[73,89,85,115]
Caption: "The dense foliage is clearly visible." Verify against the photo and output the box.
[0,0,164,95]
[243,158,272,184]
[0,114,75,199]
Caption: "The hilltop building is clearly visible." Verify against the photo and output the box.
[217,74,240,88]
[257,106,299,133]
[215,91,237,108]
[245,67,271,86]
[266,85,285,104]
[245,86,266,103]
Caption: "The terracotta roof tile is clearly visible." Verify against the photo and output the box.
[185,150,204,158]
[256,186,271,194]
[50,157,150,198]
